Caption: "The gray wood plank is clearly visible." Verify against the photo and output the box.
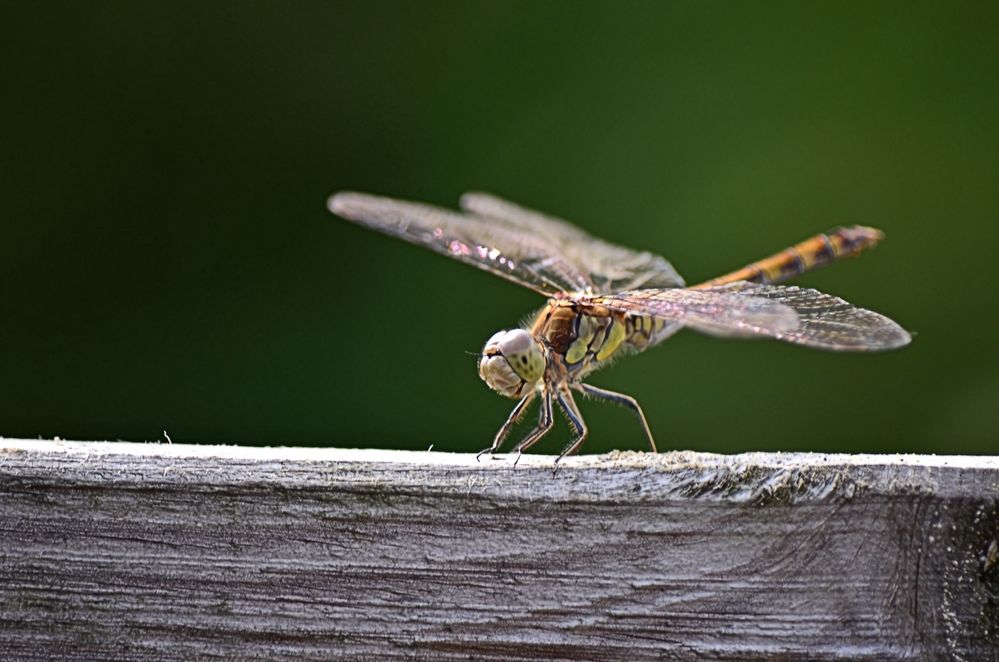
[1,440,997,660]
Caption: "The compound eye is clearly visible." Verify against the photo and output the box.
[496,330,544,382]
[496,329,535,356]
[482,330,507,352]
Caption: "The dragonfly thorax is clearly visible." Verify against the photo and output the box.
[478,329,545,399]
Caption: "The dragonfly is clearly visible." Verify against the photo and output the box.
[329,191,910,461]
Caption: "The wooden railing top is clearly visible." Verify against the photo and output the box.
[6,438,996,468]
[2,439,997,660]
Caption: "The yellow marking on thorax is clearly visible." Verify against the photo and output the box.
[595,318,626,361]
[535,300,668,370]
[565,315,597,364]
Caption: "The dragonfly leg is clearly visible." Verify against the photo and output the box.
[575,383,658,453]
[511,389,554,464]
[554,387,589,463]
[477,392,536,460]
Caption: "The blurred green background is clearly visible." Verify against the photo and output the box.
[2,2,997,455]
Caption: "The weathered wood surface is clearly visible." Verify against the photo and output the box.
[0,440,997,661]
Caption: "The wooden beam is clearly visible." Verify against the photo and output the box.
[1,439,997,660]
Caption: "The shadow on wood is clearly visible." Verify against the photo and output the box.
[1,440,997,660]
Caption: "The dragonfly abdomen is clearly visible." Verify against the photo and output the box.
[694,226,885,288]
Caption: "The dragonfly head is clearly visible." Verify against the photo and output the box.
[478,329,545,399]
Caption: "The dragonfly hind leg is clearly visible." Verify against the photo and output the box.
[554,387,589,463]
[575,383,658,453]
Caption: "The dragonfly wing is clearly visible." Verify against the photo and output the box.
[460,192,685,292]
[593,288,800,339]
[330,192,593,295]
[596,283,910,351]
[700,282,912,350]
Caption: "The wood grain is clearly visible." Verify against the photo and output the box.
[1,440,997,660]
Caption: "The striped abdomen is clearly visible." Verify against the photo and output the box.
[693,226,885,289]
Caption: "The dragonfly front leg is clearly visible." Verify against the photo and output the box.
[555,387,588,462]
[511,389,554,464]
[575,383,658,453]
[477,392,536,460]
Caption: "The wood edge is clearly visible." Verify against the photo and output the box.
[2,437,997,471]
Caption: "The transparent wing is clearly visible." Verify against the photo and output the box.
[594,282,911,351]
[460,192,685,292]
[591,288,801,339]
[329,192,593,295]
[703,282,911,350]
